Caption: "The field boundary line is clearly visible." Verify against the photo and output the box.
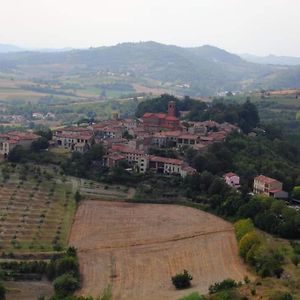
[78,228,234,252]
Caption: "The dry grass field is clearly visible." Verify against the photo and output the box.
[69,201,249,300]
[5,280,53,300]
[78,179,135,200]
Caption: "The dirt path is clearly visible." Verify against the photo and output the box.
[69,201,250,300]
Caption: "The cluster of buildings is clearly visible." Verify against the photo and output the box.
[0,131,40,157]
[0,115,25,124]
[52,101,237,177]
[32,112,56,120]
[104,144,195,177]
[224,172,288,199]
[0,102,290,198]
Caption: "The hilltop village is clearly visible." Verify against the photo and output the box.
[51,101,237,178]
[0,100,290,199]
[0,93,300,300]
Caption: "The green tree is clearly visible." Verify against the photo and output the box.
[31,137,49,152]
[7,145,27,162]
[53,273,80,297]
[238,99,260,133]
[171,270,193,289]
[36,128,53,140]
[292,186,300,199]
[74,190,82,204]
[55,256,79,278]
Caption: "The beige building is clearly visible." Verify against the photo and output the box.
[137,155,196,178]
[0,131,40,157]
[53,127,94,153]
[253,175,288,199]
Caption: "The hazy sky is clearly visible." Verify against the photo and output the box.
[1,0,300,56]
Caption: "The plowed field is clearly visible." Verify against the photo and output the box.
[69,201,249,300]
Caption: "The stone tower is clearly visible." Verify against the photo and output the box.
[167,101,176,117]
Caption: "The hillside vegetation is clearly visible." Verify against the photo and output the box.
[0,42,300,96]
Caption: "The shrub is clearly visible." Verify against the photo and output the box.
[209,289,245,300]
[74,190,82,203]
[269,292,293,300]
[290,241,300,254]
[245,242,261,265]
[209,279,238,294]
[292,186,300,200]
[238,231,261,260]
[66,247,77,257]
[179,292,203,300]
[0,283,5,300]
[99,284,112,300]
[243,276,250,284]
[234,219,254,241]
[53,273,80,297]
[273,267,284,278]
[171,270,193,289]
[291,254,300,266]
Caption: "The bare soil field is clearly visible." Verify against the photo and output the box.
[69,201,249,300]
[133,83,174,96]
[269,89,300,96]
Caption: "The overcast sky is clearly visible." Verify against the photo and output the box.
[1,0,300,56]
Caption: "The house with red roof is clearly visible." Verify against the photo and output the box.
[253,175,288,199]
[146,155,196,177]
[105,152,127,168]
[0,131,40,157]
[224,172,240,188]
[53,127,94,153]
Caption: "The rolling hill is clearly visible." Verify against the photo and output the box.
[0,41,299,96]
[240,53,300,66]
[0,43,23,53]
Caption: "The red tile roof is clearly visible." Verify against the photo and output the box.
[224,172,238,178]
[269,189,283,193]
[107,153,127,161]
[1,131,40,142]
[55,133,93,140]
[255,175,281,184]
[61,127,91,132]
[178,133,200,140]
[165,116,178,121]
[143,113,167,119]
[149,156,183,165]
[110,144,144,155]
[181,164,197,174]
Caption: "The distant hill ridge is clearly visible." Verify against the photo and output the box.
[0,43,24,53]
[0,41,299,95]
[240,53,300,66]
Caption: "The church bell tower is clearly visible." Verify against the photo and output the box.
[167,101,176,117]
